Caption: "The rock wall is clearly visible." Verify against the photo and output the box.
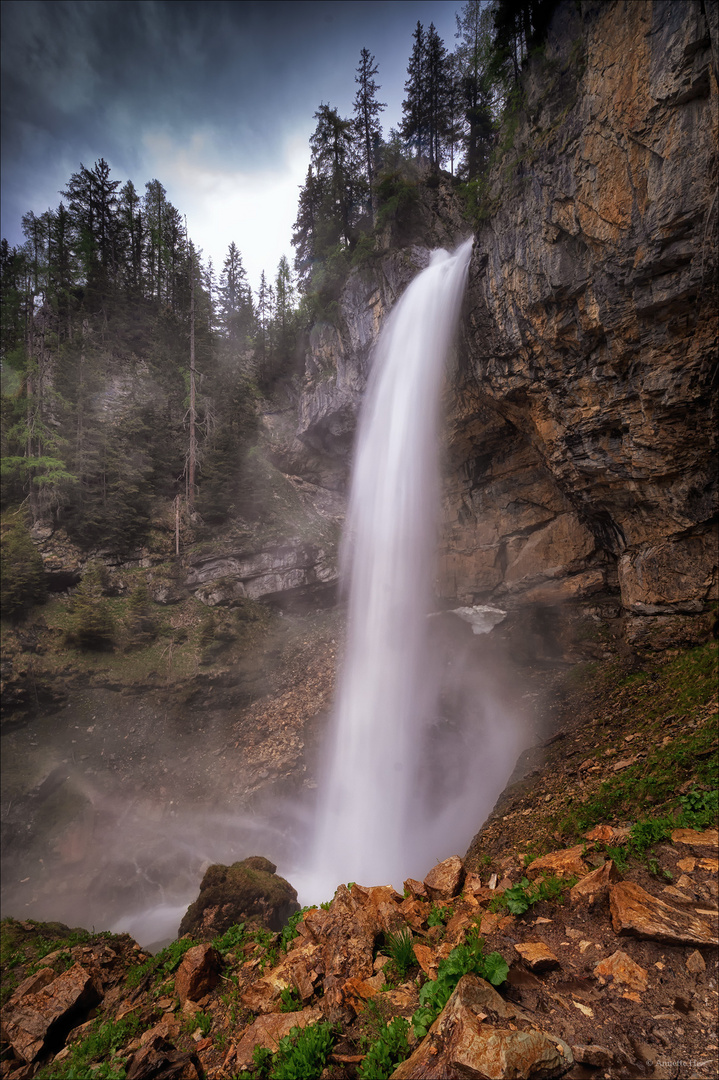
[285,0,717,649]
[440,0,718,643]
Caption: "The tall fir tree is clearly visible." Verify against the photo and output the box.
[353,48,386,221]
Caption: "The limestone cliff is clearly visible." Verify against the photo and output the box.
[294,0,718,648]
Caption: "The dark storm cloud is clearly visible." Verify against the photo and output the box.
[1,0,459,265]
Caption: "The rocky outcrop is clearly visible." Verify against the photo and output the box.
[444,0,717,638]
[178,856,300,941]
[286,1,716,648]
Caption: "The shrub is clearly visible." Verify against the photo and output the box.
[358,1017,410,1080]
[68,563,114,650]
[381,928,416,979]
[412,932,508,1038]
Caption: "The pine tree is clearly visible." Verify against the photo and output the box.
[455,0,498,178]
[218,242,253,349]
[401,22,428,161]
[292,165,322,289]
[425,23,451,169]
[353,48,386,221]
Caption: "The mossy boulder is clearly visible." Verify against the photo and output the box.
[178,856,300,940]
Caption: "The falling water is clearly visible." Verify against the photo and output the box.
[303,237,481,897]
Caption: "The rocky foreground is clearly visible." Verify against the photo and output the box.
[1,822,717,1080]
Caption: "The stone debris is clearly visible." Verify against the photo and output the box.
[569,859,621,906]
[513,941,561,972]
[390,975,574,1079]
[594,949,649,992]
[525,845,589,878]
[609,881,719,947]
[422,855,465,901]
[233,1007,323,1071]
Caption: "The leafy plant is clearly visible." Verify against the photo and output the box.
[35,1013,144,1079]
[426,903,452,928]
[265,1021,335,1080]
[279,908,309,953]
[381,928,416,979]
[213,922,247,955]
[411,932,508,1038]
[279,985,302,1013]
[490,874,574,915]
[126,936,195,988]
[358,1016,410,1080]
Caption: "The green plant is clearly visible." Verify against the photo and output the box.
[381,928,416,980]
[358,1017,410,1080]
[35,1013,144,1079]
[412,932,508,1038]
[0,518,47,619]
[279,985,302,1013]
[126,937,195,989]
[213,922,247,955]
[252,1044,273,1077]
[279,909,309,953]
[489,874,574,916]
[264,1021,335,1080]
[426,903,452,928]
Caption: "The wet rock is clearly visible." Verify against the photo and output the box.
[178,856,300,940]
[670,828,719,852]
[569,859,621,906]
[125,1033,204,1080]
[0,962,101,1063]
[423,856,465,901]
[526,846,589,879]
[609,881,719,946]
[513,941,561,972]
[390,974,574,1079]
[4,968,56,1008]
[174,945,222,1005]
[594,949,648,992]
[233,1007,323,1072]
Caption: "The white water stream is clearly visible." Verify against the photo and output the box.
[298,237,507,899]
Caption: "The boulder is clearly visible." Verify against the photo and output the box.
[513,942,561,972]
[233,1007,323,1072]
[609,881,719,946]
[390,974,574,1079]
[569,859,621,906]
[0,962,101,1064]
[178,856,300,940]
[423,856,465,901]
[174,945,222,1005]
[125,1033,204,1080]
[526,846,589,879]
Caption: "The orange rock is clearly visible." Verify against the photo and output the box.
[423,856,465,901]
[594,949,648,991]
[342,972,385,1009]
[671,828,719,851]
[412,943,435,977]
[398,897,428,932]
[609,881,719,947]
[175,944,222,1005]
[513,942,560,972]
[526,845,589,878]
[0,962,101,1064]
[570,859,621,906]
[391,974,573,1079]
[233,1007,323,1071]
[403,878,428,899]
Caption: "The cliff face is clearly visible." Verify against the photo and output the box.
[300,0,717,648]
[444,0,718,642]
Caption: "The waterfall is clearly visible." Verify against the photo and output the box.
[301,237,486,898]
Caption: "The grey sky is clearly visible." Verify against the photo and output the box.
[1,0,461,291]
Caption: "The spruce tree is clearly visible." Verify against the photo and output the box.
[353,48,386,221]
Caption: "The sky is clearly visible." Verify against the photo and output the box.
[1,0,462,293]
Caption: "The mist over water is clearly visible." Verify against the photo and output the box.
[295,238,523,902]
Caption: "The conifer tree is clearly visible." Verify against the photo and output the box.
[401,22,428,160]
[353,48,386,221]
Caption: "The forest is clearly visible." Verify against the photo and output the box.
[0,0,556,594]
